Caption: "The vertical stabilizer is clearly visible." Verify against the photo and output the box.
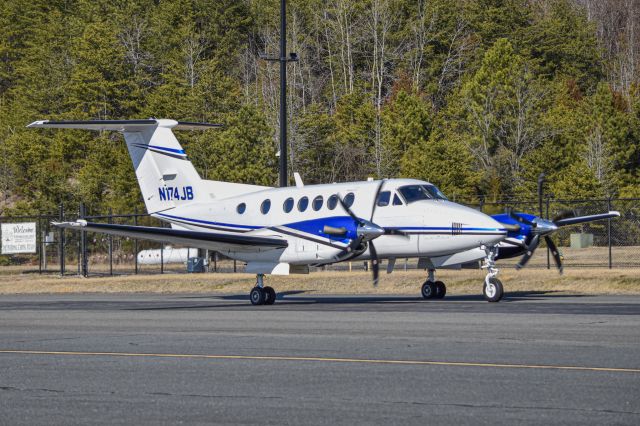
[27,119,215,213]
[122,120,203,213]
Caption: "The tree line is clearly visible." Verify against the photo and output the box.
[0,0,638,215]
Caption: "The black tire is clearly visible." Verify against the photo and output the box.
[483,278,504,302]
[264,286,276,305]
[435,281,446,299]
[421,281,436,299]
[250,287,265,305]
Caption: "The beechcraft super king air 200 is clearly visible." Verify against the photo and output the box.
[30,118,520,304]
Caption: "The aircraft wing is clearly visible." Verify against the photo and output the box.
[53,221,287,253]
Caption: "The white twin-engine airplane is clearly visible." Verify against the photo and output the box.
[29,119,511,304]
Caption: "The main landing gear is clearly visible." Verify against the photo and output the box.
[250,274,276,306]
[421,269,446,300]
[481,245,503,302]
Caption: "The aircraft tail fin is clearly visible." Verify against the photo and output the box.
[28,119,220,213]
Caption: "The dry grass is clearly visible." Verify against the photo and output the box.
[0,268,638,296]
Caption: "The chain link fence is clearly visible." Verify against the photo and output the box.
[0,198,638,276]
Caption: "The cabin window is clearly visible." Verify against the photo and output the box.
[298,196,309,212]
[393,193,403,206]
[343,192,355,208]
[236,203,246,214]
[312,196,323,211]
[283,197,294,213]
[376,191,391,207]
[327,194,339,210]
[260,199,271,214]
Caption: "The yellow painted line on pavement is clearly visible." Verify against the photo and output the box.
[1,349,638,374]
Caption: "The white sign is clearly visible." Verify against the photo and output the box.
[2,222,37,254]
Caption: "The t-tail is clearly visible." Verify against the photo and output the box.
[27,119,270,214]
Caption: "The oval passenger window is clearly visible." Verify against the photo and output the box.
[298,196,309,212]
[312,196,323,211]
[327,195,338,210]
[283,197,294,213]
[237,203,246,214]
[343,192,355,208]
[260,199,271,214]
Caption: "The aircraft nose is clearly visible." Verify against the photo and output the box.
[476,212,507,245]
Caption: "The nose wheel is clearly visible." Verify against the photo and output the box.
[483,277,503,302]
[250,274,277,305]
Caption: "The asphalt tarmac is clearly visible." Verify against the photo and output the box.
[1,292,639,425]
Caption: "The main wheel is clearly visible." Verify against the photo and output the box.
[435,281,446,299]
[421,281,437,299]
[264,286,276,305]
[483,278,504,302]
[250,287,266,305]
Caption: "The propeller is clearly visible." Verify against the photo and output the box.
[327,179,407,286]
[506,173,619,273]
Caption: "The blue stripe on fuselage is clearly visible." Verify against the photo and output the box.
[156,213,504,238]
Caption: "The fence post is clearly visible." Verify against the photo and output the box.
[79,203,88,277]
[38,213,42,274]
[607,197,612,269]
[59,204,65,276]
[134,208,138,274]
[546,197,550,269]
[108,208,113,276]
[160,222,164,274]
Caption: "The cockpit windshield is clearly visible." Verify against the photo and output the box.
[423,184,448,200]
[398,184,448,204]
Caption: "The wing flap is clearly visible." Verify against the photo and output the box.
[53,221,287,253]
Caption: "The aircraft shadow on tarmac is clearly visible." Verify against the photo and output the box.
[182,290,583,305]
[120,291,593,312]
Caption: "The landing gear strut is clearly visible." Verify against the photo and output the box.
[421,269,446,300]
[250,274,277,306]
[481,246,503,302]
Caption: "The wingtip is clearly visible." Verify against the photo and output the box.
[610,211,620,217]
[51,220,87,228]
[26,120,49,128]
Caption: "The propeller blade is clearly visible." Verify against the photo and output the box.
[515,234,540,269]
[498,222,521,232]
[501,238,529,250]
[370,179,385,222]
[383,228,410,238]
[544,236,563,274]
[537,173,545,217]
[370,241,379,287]
[554,211,620,227]
[337,195,363,225]
[551,209,575,223]
[508,209,537,227]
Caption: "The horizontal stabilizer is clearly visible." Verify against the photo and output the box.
[53,221,287,253]
[27,119,222,131]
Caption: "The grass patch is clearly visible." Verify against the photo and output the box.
[0,268,638,296]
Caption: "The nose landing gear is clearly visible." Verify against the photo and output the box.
[250,274,277,306]
[481,246,503,302]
